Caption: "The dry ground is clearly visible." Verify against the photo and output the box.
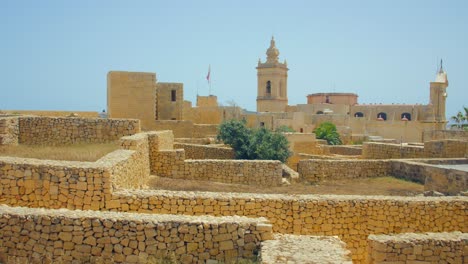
[0,143,119,162]
[148,176,424,196]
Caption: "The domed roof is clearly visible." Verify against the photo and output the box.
[266,36,279,63]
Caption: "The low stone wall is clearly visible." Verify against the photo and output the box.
[174,143,234,160]
[0,117,19,145]
[1,110,99,118]
[182,160,283,186]
[423,130,468,142]
[390,160,427,184]
[174,138,212,145]
[112,190,467,263]
[424,139,468,158]
[423,165,468,195]
[298,159,391,182]
[0,205,272,263]
[325,145,362,156]
[193,124,218,138]
[18,117,140,145]
[367,232,467,263]
[151,150,185,177]
[362,142,425,159]
[152,121,217,138]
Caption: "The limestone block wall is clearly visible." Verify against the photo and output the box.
[298,159,391,182]
[151,150,185,177]
[0,117,19,145]
[0,157,111,210]
[148,130,174,151]
[182,160,283,186]
[174,143,234,160]
[1,110,99,117]
[112,190,467,263]
[192,124,218,138]
[325,145,362,156]
[18,117,140,145]
[424,139,468,158]
[174,138,212,145]
[99,133,150,190]
[0,205,272,263]
[390,160,427,183]
[362,142,425,159]
[368,232,467,263]
[423,164,468,195]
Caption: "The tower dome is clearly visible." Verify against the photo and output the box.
[266,36,280,63]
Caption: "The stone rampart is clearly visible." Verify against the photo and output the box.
[298,159,391,182]
[112,190,467,263]
[0,205,272,263]
[18,117,140,145]
[174,143,234,160]
[367,232,467,263]
[182,160,283,186]
[0,117,19,145]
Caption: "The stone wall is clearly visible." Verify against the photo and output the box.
[18,117,140,145]
[0,205,272,263]
[151,150,185,177]
[423,164,468,195]
[0,117,19,145]
[112,190,467,263]
[423,130,468,142]
[325,145,362,156]
[182,160,283,186]
[367,232,467,263]
[1,110,99,118]
[362,140,468,159]
[298,159,391,182]
[174,143,234,160]
[362,142,425,159]
[151,120,217,138]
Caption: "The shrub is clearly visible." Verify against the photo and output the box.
[313,122,342,145]
[217,120,291,162]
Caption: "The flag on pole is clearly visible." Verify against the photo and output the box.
[206,65,211,83]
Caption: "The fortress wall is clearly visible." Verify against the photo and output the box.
[325,145,363,156]
[298,159,392,182]
[182,160,283,186]
[113,190,467,263]
[18,117,140,145]
[367,232,467,263]
[174,143,234,160]
[192,124,218,138]
[423,130,468,142]
[0,117,19,145]
[0,205,271,264]
[362,142,426,159]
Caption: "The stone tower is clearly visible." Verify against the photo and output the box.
[256,37,289,112]
[429,60,448,128]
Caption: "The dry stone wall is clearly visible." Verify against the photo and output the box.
[174,143,234,160]
[112,190,467,263]
[325,145,363,156]
[151,150,185,177]
[0,117,19,145]
[18,117,140,145]
[424,139,468,158]
[0,205,272,263]
[423,130,468,142]
[367,232,467,263]
[183,160,283,186]
[298,159,392,182]
[362,142,425,159]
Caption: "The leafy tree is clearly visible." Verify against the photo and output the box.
[313,122,342,145]
[217,120,291,162]
[450,111,465,129]
[217,119,251,159]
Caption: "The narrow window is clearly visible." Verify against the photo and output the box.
[266,81,271,95]
[354,112,364,117]
[260,122,265,127]
[401,113,411,121]
[377,112,387,121]
[171,90,176,102]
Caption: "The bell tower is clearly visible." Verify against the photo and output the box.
[429,60,449,129]
[256,37,289,112]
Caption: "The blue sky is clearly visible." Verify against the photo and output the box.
[1,0,467,119]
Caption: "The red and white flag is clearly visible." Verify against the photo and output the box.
[206,65,211,83]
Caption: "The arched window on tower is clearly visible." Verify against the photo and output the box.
[377,112,387,121]
[266,81,271,96]
[354,112,364,118]
[401,113,411,121]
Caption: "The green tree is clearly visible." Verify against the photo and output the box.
[217,119,251,159]
[217,120,291,162]
[450,111,465,129]
[313,122,342,145]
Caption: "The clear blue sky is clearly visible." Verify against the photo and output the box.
[1,0,467,119]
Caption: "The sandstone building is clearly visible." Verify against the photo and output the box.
[107,37,449,143]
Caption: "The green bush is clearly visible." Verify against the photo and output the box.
[313,122,342,145]
[217,120,291,162]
